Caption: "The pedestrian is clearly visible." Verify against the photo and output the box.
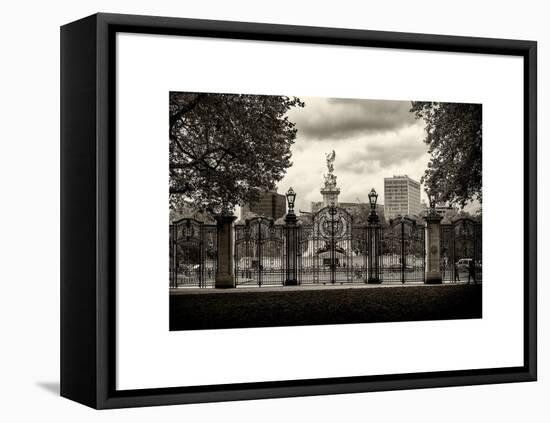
[454,262,460,282]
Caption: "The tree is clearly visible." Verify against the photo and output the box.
[347,202,387,226]
[170,93,304,214]
[410,102,482,207]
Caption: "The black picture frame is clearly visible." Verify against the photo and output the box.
[60,12,537,409]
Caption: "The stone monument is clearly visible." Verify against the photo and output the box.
[321,150,340,207]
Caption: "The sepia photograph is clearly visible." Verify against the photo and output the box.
[168,92,482,331]
[55,8,537,411]
[57,10,537,410]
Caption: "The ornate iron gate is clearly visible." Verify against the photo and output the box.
[170,211,481,288]
[170,218,217,288]
[300,206,364,284]
[234,217,284,286]
[381,217,425,283]
[441,218,482,283]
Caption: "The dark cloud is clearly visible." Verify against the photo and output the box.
[277,97,430,213]
[293,97,416,140]
[339,136,428,174]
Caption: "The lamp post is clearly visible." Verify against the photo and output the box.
[367,188,379,224]
[285,187,297,223]
[367,188,381,283]
[284,187,298,285]
[427,190,438,217]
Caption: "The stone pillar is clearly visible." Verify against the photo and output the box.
[214,215,237,289]
[425,213,443,284]
[284,211,298,286]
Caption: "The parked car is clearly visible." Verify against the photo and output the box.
[456,258,473,272]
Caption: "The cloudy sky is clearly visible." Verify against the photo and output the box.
[275,97,430,213]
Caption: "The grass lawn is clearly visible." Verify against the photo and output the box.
[169,284,482,331]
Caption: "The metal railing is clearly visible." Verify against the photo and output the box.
[170,210,482,288]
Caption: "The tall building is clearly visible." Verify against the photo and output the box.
[241,190,286,220]
[384,175,421,219]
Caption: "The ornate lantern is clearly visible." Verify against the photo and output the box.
[368,188,378,211]
[286,187,296,212]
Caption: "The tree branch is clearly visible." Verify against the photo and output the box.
[169,93,207,130]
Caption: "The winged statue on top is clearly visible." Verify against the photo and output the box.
[324,150,337,188]
[325,150,336,174]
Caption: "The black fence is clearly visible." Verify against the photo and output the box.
[299,207,369,285]
[440,218,482,283]
[170,208,482,288]
[169,218,217,288]
[233,207,377,286]
[234,217,285,286]
[381,217,426,283]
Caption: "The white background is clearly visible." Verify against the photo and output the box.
[0,0,547,422]
[117,34,523,389]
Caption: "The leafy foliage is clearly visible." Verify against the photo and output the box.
[411,102,482,207]
[170,93,304,214]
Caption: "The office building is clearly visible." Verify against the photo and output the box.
[384,175,422,218]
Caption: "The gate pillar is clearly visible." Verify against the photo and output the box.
[284,210,299,286]
[425,212,443,284]
[214,215,237,288]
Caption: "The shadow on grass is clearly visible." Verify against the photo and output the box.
[170,284,482,331]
